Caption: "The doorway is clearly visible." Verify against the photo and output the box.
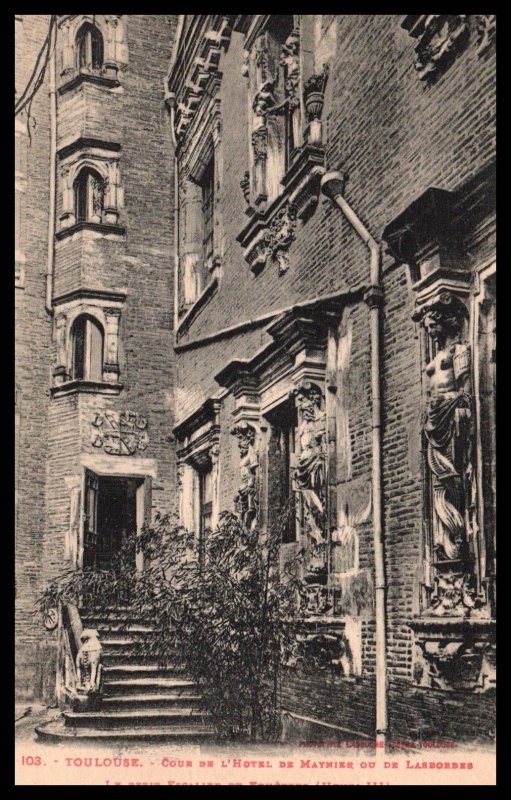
[83,471,146,571]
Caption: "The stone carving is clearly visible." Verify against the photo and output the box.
[280,28,301,106]
[292,381,327,549]
[475,15,496,57]
[298,581,331,617]
[240,171,250,204]
[401,15,469,81]
[251,126,268,161]
[253,81,276,117]
[91,410,148,455]
[429,570,484,617]
[331,494,371,574]
[76,629,103,694]
[413,637,496,692]
[413,292,474,563]
[254,33,270,83]
[268,203,298,275]
[241,49,250,78]
[231,422,259,530]
[303,64,330,121]
[283,629,352,677]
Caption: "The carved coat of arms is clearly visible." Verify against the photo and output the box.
[91,410,149,455]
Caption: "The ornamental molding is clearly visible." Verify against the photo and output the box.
[169,16,235,142]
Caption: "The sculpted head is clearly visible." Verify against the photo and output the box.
[413,292,468,347]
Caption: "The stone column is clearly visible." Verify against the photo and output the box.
[53,313,68,384]
[103,307,121,382]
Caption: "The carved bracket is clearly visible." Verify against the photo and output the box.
[283,624,352,678]
[412,621,495,692]
[401,15,470,81]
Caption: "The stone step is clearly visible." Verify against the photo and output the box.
[36,718,216,742]
[104,678,197,695]
[81,618,154,631]
[102,652,164,666]
[104,664,188,680]
[101,693,203,710]
[63,708,210,729]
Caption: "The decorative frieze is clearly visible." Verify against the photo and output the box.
[401,15,470,81]
[91,410,149,455]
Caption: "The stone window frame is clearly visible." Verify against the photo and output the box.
[58,15,127,94]
[70,313,104,382]
[236,14,330,277]
[214,299,364,677]
[174,96,223,339]
[51,289,125,398]
[174,398,222,547]
[56,139,125,239]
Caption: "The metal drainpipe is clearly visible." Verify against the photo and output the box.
[45,19,57,315]
[164,89,180,330]
[320,171,387,749]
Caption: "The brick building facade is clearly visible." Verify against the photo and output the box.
[16,15,496,744]
[15,14,177,698]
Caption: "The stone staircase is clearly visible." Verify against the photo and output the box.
[35,607,216,742]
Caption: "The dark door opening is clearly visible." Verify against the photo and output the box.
[83,471,142,571]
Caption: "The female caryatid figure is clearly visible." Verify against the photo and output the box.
[414,292,474,561]
[232,422,259,530]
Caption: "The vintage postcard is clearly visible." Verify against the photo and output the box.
[15,14,496,786]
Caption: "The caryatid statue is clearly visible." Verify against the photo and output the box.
[292,381,327,547]
[232,422,259,530]
[413,292,474,562]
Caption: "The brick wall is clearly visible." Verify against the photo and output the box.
[15,14,53,698]
[16,14,178,699]
[173,14,496,742]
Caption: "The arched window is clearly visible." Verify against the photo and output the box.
[72,315,104,382]
[74,167,104,224]
[76,22,104,71]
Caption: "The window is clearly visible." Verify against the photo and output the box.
[76,22,104,71]
[199,466,213,536]
[178,149,217,318]
[74,167,104,224]
[72,315,104,381]
[267,402,297,544]
[200,156,215,270]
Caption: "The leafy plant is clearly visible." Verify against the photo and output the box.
[36,510,305,741]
